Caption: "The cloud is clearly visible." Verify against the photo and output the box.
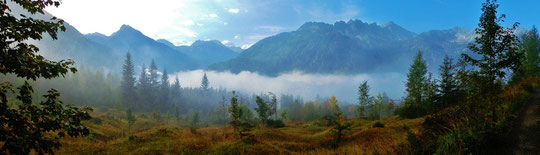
[228,8,239,13]
[209,13,218,18]
[171,39,193,46]
[256,25,287,32]
[170,70,406,103]
[241,43,254,49]
[221,40,235,47]
[234,35,240,39]
[180,20,195,26]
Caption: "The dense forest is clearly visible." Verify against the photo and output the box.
[1,0,539,154]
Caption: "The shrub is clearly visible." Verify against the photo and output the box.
[128,135,137,141]
[266,119,285,128]
[372,122,385,128]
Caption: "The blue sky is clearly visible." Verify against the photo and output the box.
[46,0,539,48]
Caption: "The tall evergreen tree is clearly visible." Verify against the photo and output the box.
[357,80,372,117]
[438,56,458,109]
[170,76,182,107]
[149,60,159,86]
[121,52,136,107]
[160,69,170,107]
[255,96,270,124]
[201,72,209,91]
[228,91,243,135]
[137,64,151,107]
[515,26,540,79]
[400,51,429,118]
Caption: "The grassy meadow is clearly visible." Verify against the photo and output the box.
[54,110,423,154]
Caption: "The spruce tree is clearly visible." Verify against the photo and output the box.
[121,52,136,107]
[516,26,540,79]
[228,91,243,135]
[255,96,270,124]
[170,76,182,107]
[149,60,159,87]
[137,64,151,107]
[401,51,429,118]
[160,69,169,107]
[438,56,458,109]
[201,72,209,91]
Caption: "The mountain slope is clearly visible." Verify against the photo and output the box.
[208,20,471,76]
[84,25,197,72]
[156,39,238,67]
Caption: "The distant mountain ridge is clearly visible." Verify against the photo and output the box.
[208,20,473,76]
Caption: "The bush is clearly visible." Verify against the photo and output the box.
[266,119,285,128]
[128,135,136,141]
[372,122,385,128]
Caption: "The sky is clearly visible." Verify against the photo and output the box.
[45,0,539,49]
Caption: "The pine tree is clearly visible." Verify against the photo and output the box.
[515,26,540,79]
[228,91,243,135]
[121,52,136,107]
[438,56,458,109]
[357,80,372,117]
[170,76,182,107]
[137,64,151,108]
[201,72,209,91]
[149,60,159,87]
[400,51,429,118]
[255,96,270,124]
[126,108,136,128]
[160,69,170,107]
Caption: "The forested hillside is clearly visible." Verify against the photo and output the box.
[208,20,473,76]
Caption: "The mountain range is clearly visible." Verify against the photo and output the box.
[20,4,479,76]
[208,20,474,76]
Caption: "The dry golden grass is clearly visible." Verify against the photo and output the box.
[55,111,423,154]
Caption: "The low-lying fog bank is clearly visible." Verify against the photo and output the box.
[171,70,406,103]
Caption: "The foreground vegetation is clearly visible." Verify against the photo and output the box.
[55,110,422,154]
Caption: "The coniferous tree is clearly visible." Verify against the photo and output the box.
[514,26,540,80]
[126,108,136,128]
[121,52,136,107]
[137,64,151,108]
[357,80,372,118]
[400,51,429,118]
[228,91,243,135]
[255,96,270,124]
[170,76,182,108]
[160,69,169,107]
[149,60,159,87]
[438,56,459,109]
[201,72,209,91]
